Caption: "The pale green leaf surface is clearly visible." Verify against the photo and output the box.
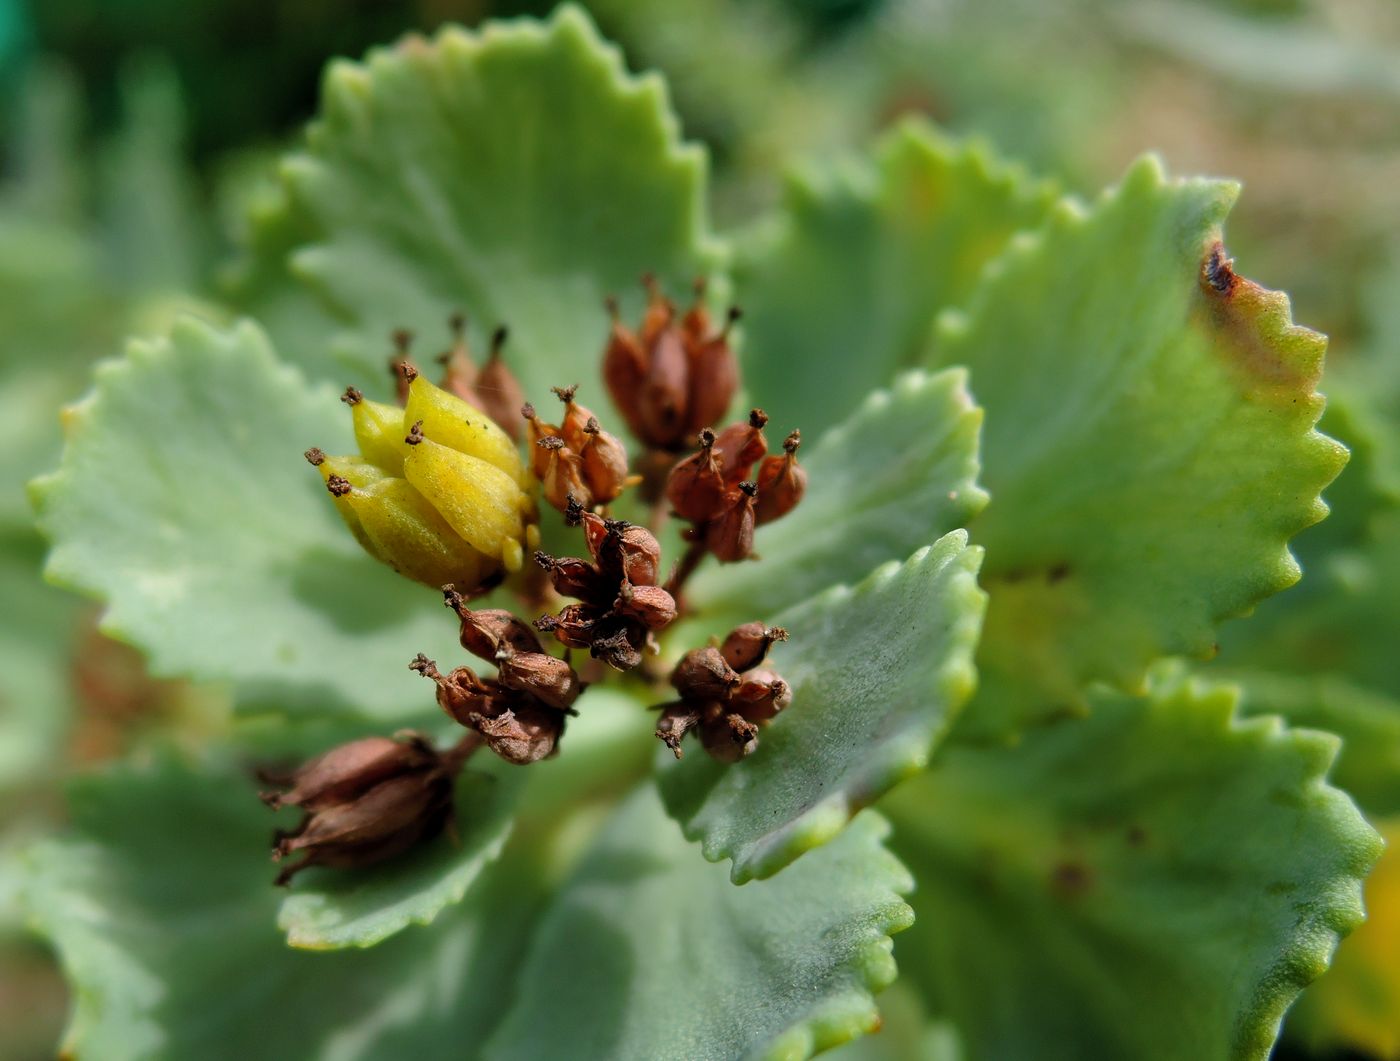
[936,157,1345,736]
[688,368,988,620]
[885,675,1381,1061]
[486,786,912,1061]
[19,754,550,1061]
[282,5,721,404]
[661,534,986,883]
[277,765,521,950]
[31,317,460,720]
[735,119,1055,432]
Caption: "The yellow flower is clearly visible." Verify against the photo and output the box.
[308,369,537,592]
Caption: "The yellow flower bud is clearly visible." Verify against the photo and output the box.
[309,369,538,592]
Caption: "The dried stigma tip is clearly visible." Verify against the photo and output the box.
[341,387,363,406]
[784,430,801,453]
[304,447,326,466]
[398,361,419,384]
[739,480,758,497]
[409,652,440,678]
[699,428,716,448]
[405,419,425,446]
[325,475,353,497]
[537,435,566,450]
[584,416,600,434]
[748,408,768,429]
[521,402,537,421]
[551,384,579,404]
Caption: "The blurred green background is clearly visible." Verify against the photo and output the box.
[2,1,1397,1057]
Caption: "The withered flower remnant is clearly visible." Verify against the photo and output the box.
[654,622,792,762]
[306,340,539,594]
[260,731,470,886]
[523,385,633,512]
[602,276,740,455]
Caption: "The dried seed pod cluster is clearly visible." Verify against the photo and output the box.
[523,385,633,512]
[411,592,586,764]
[666,410,807,569]
[533,499,675,671]
[306,329,538,594]
[260,732,466,885]
[602,276,740,454]
[654,622,792,761]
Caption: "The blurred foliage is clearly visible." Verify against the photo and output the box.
[3,0,1400,1057]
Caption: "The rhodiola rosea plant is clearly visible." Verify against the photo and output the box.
[13,6,1385,1059]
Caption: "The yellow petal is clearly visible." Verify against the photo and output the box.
[404,375,524,482]
[402,435,526,560]
[347,478,499,589]
[351,397,408,473]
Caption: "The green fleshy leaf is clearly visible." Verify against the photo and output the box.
[936,156,1346,737]
[281,4,721,401]
[18,753,552,1061]
[486,786,912,1061]
[688,368,988,620]
[736,119,1054,432]
[1220,668,1400,818]
[31,316,460,720]
[885,674,1382,1061]
[661,534,986,883]
[277,764,521,950]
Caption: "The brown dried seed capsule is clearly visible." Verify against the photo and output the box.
[564,496,610,558]
[755,430,807,525]
[469,699,566,764]
[438,312,482,407]
[538,436,592,512]
[494,648,583,711]
[534,551,605,602]
[522,403,561,480]
[535,603,602,650]
[639,273,675,345]
[683,306,740,435]
[443,593,544,660]
[671,646,742,701]
[550,384,598,452]
[712,408,769,484]
[258,735,434,812]
[732,669,793,723]
[614,581,678,631]
[654,701,703,759]
[589,616,647,671]
[606,520,662,586]
[579,416,631,504]
[700,711,759,763]
[665,429,726,522]
[719,623,789,673]
[473,327,525,440]
[705,481,758,563]
[680,278,711,344]
[639,324,689,448]
[410,654,494,727]
[602,297,649,436]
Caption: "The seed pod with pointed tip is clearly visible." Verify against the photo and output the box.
[565,496,610,558]
[537,436,592,513]
[666,429,726,522]
[535,552,606,601]
[579,416,631,504]
[699,710,759,763]
[521,402,559,480]
[342,388,409,473]
[614,581,677,631]
[684,307,740,435]
[639,325,689,447]
[259,735,435,812]
[410,654,495,727]
[438,312,483,407]
[306,449,389,558]
[444,596,544,661]
[403,371,523,483]
[705,481,758,563]
[601,297,649,435]
[608,521,662,586]
[671,646,742,701]
[589,615,648,671]
[732,669,793,723]
[720,623,789,673]
[347,477,501,590]
[469,699,567,764]
[549,384,599,452]
[712,409,769,484]
[639,273,675,346]
[755,430,807,525]
[473,327,525,440]
[494,648,583,711]
[654,701,703,759]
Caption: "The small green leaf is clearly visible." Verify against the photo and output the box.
[18,753,550,1061]
[31,317,460,720]
[277,764,521,950]
[688,369,988,620]
[485,786,912,1061]
[735,119,1055,432]
[937,156,1346,736]
[885,674,1382,1061]
[281,4,721,400]
[661,534,986,883]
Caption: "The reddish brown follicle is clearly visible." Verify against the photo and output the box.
[732,669,792,723]
[699,711,759,763]
[472,327,525,439]
[754,431,806,525]
[534,551,605,601]
[614,581,677,631]
[705,481,758,563]
[719,622,789,673]
[446,597,545,661]
[579,416,631,504]
[535,603,602,650]
[654,701,703,759]
[683,307,740,436]
[258,735,432,812]
[468,699,567,764]
[411,654,492,726]
[671,646,742,701]
[665,429,727,522]
[602,297,650,437]
[550,384,598,451]
[610,521,662,586]
[538,436,592,513]
[712,408,769,484]
[494,648,583,711]
[639,325,689,448]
